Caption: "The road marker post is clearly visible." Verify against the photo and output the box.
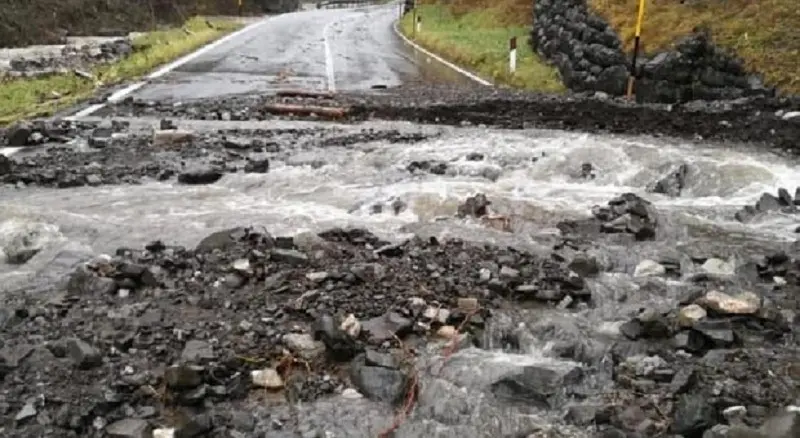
[237,0,243,16]
[509,36,517,74]
[626,0,646,99]
[415,16,422,34]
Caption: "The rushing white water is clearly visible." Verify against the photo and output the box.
[1,124,799,290]
[1,121,798,436]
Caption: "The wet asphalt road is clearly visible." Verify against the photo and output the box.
[131,3,469,102]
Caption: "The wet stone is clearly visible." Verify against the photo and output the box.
[672,395,717,437]
[349,355,409,405]
[180,340,215,363]
[361,311,413,343]
[283,333,325,360]
[270,248,308,265]
[251,368,284,389]
[105,418,152,438]
[65,337,102,369]
[164,365,203,389]
[697,290,760,315]
[177,167,223,185]
[490,363,584,409]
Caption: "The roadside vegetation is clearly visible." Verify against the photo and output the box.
[0,17,243,125]
[399,3,564,93]
[590,0,800,95]
[412,0,799,95]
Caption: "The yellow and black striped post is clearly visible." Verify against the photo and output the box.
[626,0,646,99]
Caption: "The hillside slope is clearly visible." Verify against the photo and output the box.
[438,0,799,95]
[590,0,800,94]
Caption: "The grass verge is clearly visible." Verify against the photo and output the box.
[0,17,244,125]
[590,0,800,94]
[399,4,564,93]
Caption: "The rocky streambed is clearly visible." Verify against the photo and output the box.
[1,88,800,437]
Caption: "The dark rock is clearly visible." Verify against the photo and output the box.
[580,162,595,179]
[490,364,583,408]
[174,413,213,438]
[756,193,781,213]
[5,121,33,146]
[457,193,490,218]
[0,154,12,176]
[364,349,399,369]
[177,167,223,185]
[244,157,269,173]
[361,311,413,343]
[691,319,737,348]
[270,248,308,265]
[105,418,152,438]
[195,227,247,253]
[89,127,114,148]
[565,403,601,425]
[65,337,102,369]
[647,163,689,197]
[313,314,362,361]
[164,365,204,389]
[672,395,717,438]
[349,355,409,405]
[6,248,40,265]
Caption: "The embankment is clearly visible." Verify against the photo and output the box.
[410,0,798,102]
[399,4,563,92]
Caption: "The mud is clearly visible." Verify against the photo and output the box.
[94,85,800,155]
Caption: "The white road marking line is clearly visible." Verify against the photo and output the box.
[392,19,492,86]
[322,20,337,92]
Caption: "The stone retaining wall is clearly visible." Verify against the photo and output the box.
[635,31,774,103]
[530,0,775,102]
[530,0,630,96]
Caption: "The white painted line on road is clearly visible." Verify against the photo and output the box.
[322,21,337,92]
[68,16,274,120]
[392,20,492,86]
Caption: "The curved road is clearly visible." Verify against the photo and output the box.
[131,3,467,102]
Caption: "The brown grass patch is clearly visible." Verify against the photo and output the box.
[590,0,800,94]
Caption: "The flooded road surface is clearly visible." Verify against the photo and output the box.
[130,3,473,102]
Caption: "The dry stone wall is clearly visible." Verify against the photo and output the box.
[530,0,630,96]
[530,0,776,103]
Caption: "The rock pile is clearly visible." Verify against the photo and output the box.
[3,39,134,78]
[0,225,595,436]
[646,163,689,197]
[735,187,800,222]
[558,193,659,240]
[1,122,432,189]
[636,30,775,104]
[530,0,629,96]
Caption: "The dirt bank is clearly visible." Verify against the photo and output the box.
[89,85,800,155]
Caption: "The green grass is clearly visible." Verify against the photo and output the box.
[400,4,564,93]
[0,17,243,125]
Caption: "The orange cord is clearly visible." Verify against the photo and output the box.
[377,308,478,437]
